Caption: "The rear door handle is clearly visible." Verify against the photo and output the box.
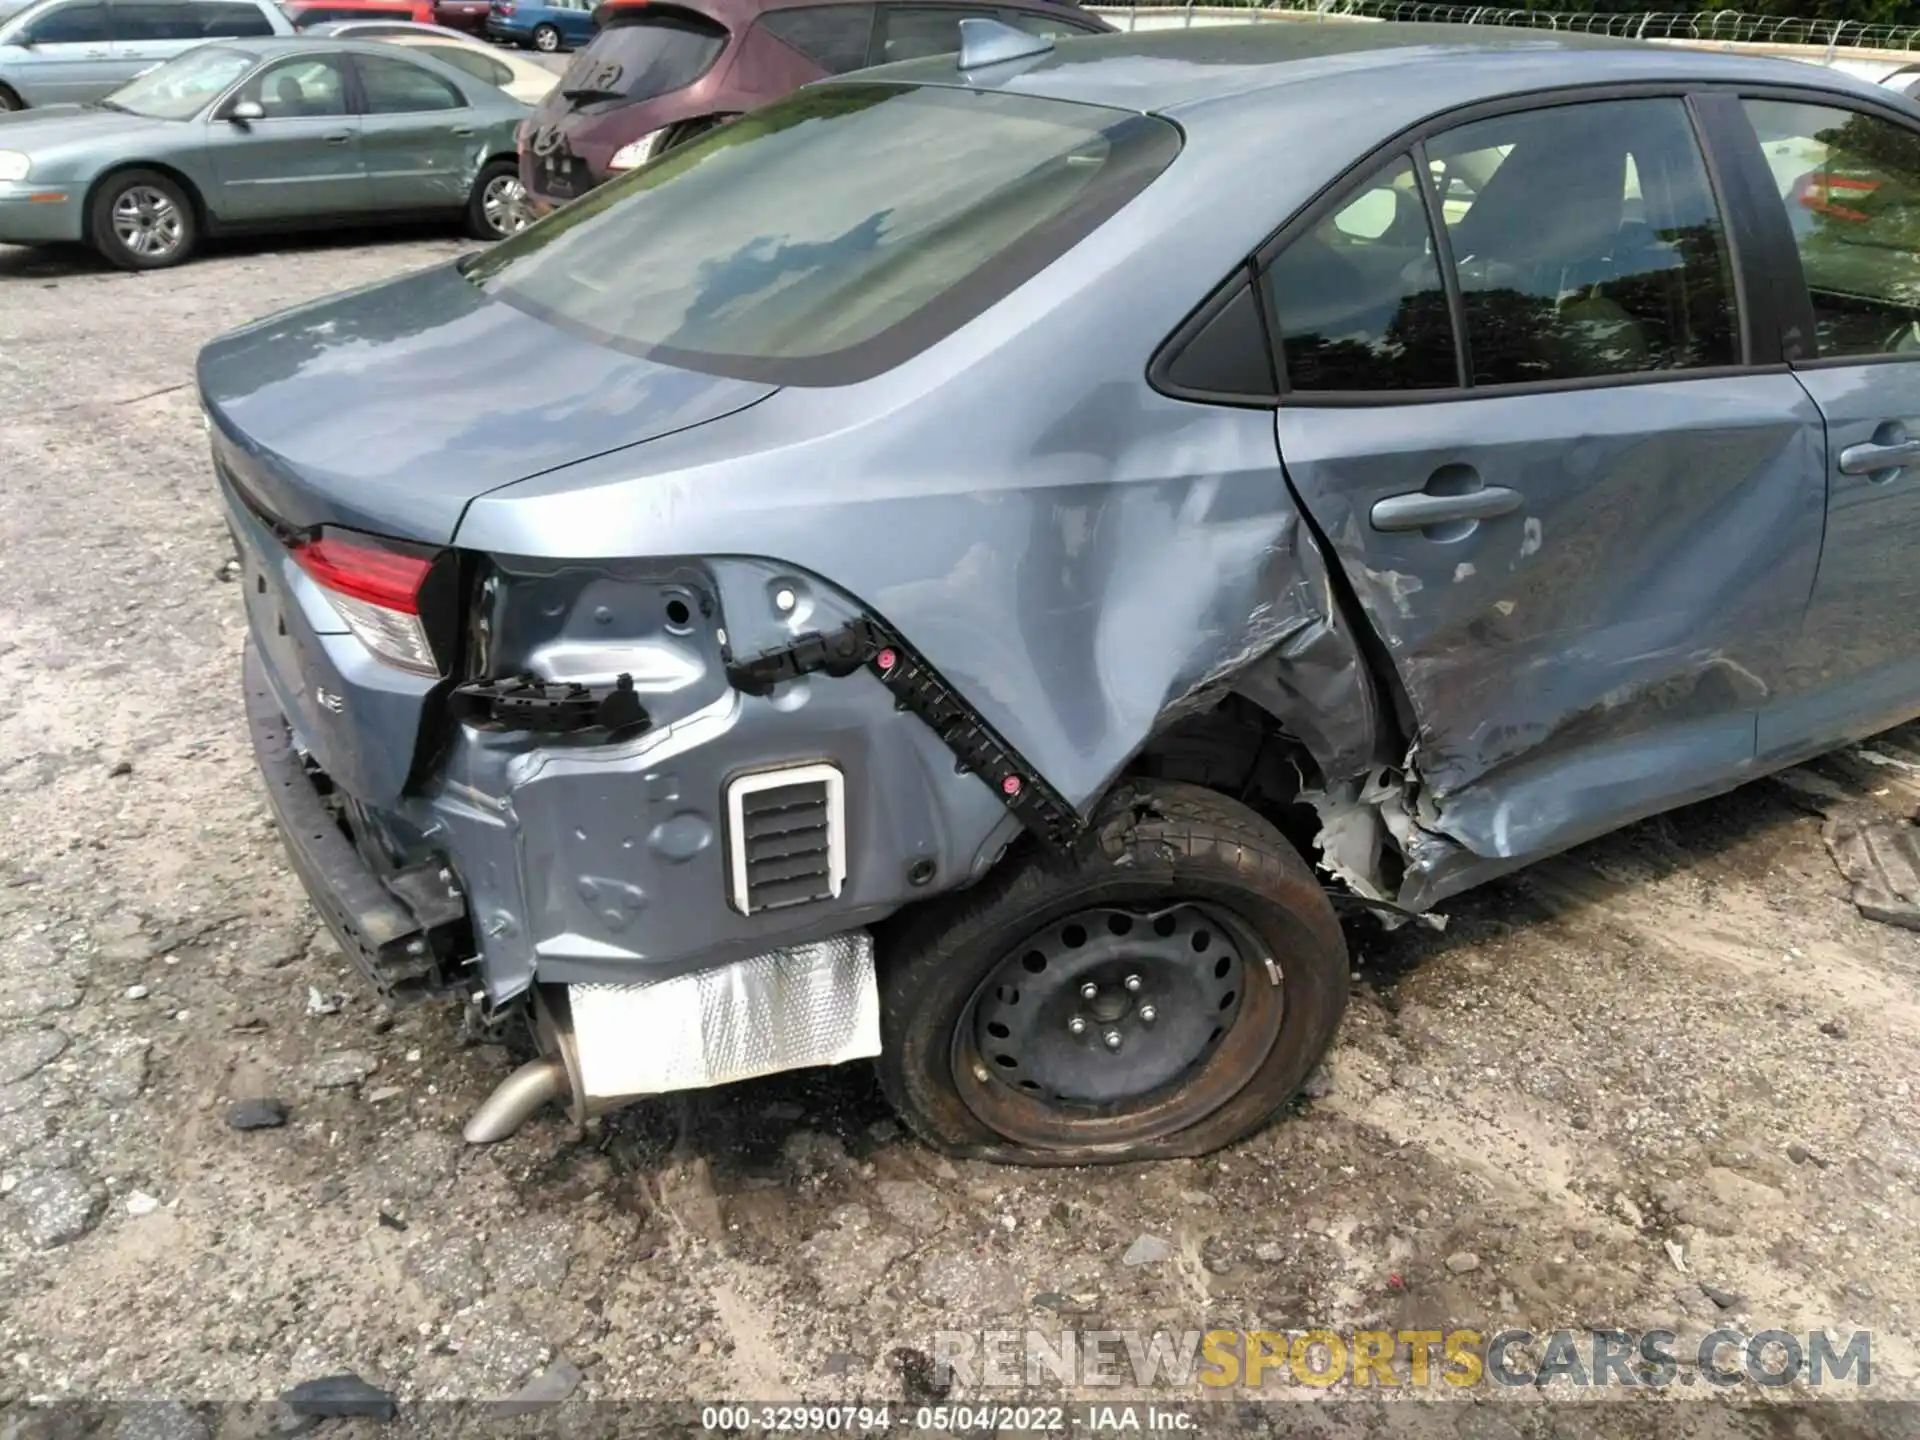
[451,125,475,137]
[322,131,352,145]
[1839,438,1920,475]
[1371,485,1523,532]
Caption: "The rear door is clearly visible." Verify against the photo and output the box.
[205,53,368,220]
[1267,94,1827,864]
[10,0,117,104]
[348,49,472,211]
[1732,94,1920,761]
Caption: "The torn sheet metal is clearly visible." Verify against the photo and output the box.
[1824,814,1920,932]
[1302,767,1447,930]
[569,931,880,1100]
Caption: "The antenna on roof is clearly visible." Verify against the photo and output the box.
[956,17,1053,72]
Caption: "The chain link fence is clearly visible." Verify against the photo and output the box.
[1089,2,1920,55]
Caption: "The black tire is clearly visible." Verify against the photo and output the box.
[532,22,560,51]
[465,159,528,240]
[88,168,197,271]
[876,779,1348,1165]
[0,85,23,113]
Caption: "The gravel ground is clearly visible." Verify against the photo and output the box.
[1,231,1917,1437]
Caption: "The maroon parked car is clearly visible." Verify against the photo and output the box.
[435,0,494,33]
[517,0,1112,212]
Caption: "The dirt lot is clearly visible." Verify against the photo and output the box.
[1,231,1917,1437]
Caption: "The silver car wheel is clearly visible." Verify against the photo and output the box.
[533,23,560,51]
[482,173,530,237]
[111,185,185,260]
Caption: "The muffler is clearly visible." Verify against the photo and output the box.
[460,931,881,1144]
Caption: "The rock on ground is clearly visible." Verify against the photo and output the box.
[11,1169,101,1248]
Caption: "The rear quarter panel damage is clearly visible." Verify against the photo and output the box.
[406,556,1018,1001]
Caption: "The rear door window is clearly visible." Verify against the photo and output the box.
[555,9,728,111]
[115,1,274,38]
[354,50,465,110]
[1426,98,1739,385]
[468,84,1180,384]
[111,2,205,39]
[1000,7,1104,38]
[286,5,411,24]
[756,4,873,73]
[200,1,274,35]
[1743,98,1920,359]
[21,2,110,42]
[414,42,512,87]
[872,5,999,63]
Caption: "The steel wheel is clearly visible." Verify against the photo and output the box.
[952,900,1283,1149]
[110,184,185,261]
[481,171,530,236]
[533,23,560,51]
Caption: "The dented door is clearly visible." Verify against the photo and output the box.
[1277,383,1824,862]
[1266,97,1829,865]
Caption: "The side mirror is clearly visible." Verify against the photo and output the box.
[228,98,264,123]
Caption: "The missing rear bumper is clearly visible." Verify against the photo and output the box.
[245,642,469,1001]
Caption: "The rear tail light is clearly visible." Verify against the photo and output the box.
[496,2,514,12]
[293,530,442,676]
[607,130,664,171]
[1792,167,1878,223]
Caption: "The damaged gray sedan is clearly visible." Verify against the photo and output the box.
[200,18,1920,1162]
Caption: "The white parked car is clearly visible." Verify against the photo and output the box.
[308,18,556,103]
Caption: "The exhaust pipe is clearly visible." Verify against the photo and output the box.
[462,1053,568,1144]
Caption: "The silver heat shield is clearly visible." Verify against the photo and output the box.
[567,931,880,1101]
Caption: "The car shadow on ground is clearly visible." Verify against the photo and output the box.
[0,223,475,281]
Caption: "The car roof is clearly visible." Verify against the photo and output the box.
[859,20,1891,116]
[184,33,465,58]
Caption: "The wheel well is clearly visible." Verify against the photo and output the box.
[0,83,23,108]
[1123,696,1321,851]
[482,153,517,173]
[84,161,207,233]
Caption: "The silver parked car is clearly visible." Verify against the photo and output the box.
[0,0,293,110]
[0,36,530,266]
[200,20,1920,1164]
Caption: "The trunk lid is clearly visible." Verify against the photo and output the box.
[197,261,777,545]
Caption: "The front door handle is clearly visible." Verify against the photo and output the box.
[1371,485,1523,533]
[451,125,475,137]
[1839,438,1920,475]
[321,131,352,145]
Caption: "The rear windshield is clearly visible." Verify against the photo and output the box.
[467,84,1180,384]
[554,10,728,111]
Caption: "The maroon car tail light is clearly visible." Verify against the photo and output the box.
[1792,167,1877,223]
[495,2,515,12]
[294,531,447,676]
